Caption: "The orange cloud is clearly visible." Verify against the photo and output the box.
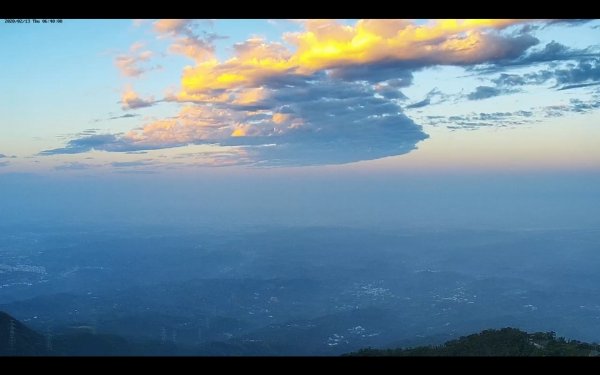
[272,113,290,124]
[121,87,155,110]
[153,19,193,35]
[124,105,243,147]
[153,19,216,62]
[115,42,157,77]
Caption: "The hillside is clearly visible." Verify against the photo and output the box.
[0,311,185,356]
[0,311,46,355]
[3,311,600,356]
[349,327,600,356]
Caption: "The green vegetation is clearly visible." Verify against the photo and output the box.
[349,327,600,356]
[4,310,600,356]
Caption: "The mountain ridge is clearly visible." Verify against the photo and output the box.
[347,327,600,356]
[3,311,600,356]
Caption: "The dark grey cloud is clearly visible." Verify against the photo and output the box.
[223,78,429,166]
[513,41,596,66]
[110,113,140,120]
[93,113,140,123]
[328,63,415,85]
[568,98,600,113]
[545,19,596,27]
[405,88,449,109]
[558,81,600,90]
[79,128,99,136]
[423,110,538,130]
[406,97,430,109]
[550,58,600,88]
[375,84,408,100]
[541,95,600,117]
[469,57,600,101]
[466,86,506,101]
[492,73,527,87]
[473,41,598,73]
[493,58,600,90]
[0,154,6,158]
[40,134,139,155]
[422,90,600,130]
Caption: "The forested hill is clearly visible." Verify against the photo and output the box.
[3,311,600,356]
[0,311,46,355]
[348,327,600,356]
[0,311,183,356]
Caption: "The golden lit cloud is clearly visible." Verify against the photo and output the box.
[39,19,600,169]
[272,113,290,124]
[178,19,531,97]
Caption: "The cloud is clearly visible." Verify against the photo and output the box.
[0,154,6,158]
[108,113,140,120]
[0,161,8,167]
[49,19,581,166]
[544,19,595,27]
[110,160,155,168]
[42,76,429,166]
[177,19,535,99]
[487,58,600,91]
[550,58,600,88]
[519,41,593,65]
[568,97,600,113]
[558,81,600,90]
[115,42,160,77]
[541,95,600,117]
[467,86,512,100]
[153,19,225,62]
[121,87,157,110]
[54,162,94,171]
[423,110,537,130]
[471,40,599,74]
[40,134,132,155]
[406,88,449,108]
[420,91,600,129]
[463,54,600,101]
[92,113,140,123]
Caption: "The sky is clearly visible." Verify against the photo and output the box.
[0,19,598,173]
[1,19,599,230]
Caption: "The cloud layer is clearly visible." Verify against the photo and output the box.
[45,19,600,167]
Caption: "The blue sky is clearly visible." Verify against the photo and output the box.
[1,19,599,174]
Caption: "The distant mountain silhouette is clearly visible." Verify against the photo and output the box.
[348,327,600,356]
[0,311,184,356]
[0,311,46,355]
[4,311,600,356]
